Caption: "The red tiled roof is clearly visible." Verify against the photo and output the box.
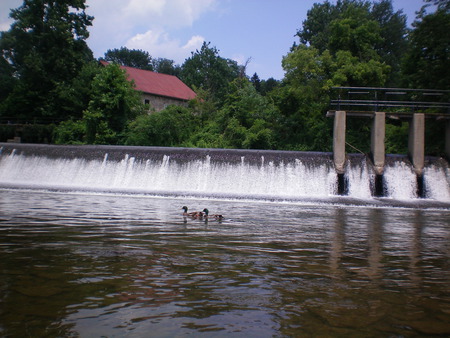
[100,61,196,101]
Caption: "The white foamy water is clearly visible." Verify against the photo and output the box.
[1,149,449,203]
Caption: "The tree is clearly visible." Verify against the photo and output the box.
[152,58,181,76]
[296,0,408,85]
[250,73,261,93]
[0,0,94,121]
[402,4,450,89]
[104,47,153,70]
[125,105,199,147]
[424,0,450,11]
[214,78,276,149]
[181,42,240,102]
[0,57,15,104]
[260,78,280,96]
[278,1,403,152]
[371,0,409,84]
[278,46,335,151]
[83,63,144,144]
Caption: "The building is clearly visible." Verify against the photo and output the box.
[100,61,196,111]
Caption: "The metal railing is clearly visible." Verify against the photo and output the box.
[329,87,450,116]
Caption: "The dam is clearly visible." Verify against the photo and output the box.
[0,143,449,206]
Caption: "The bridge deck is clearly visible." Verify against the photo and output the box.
[328,86,450,117]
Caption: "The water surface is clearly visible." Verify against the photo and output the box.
[1,189,449,337]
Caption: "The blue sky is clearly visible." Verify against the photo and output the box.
[1,0,428,80]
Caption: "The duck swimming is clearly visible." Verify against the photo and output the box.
[202,208,224,221]
[182,206,204,219]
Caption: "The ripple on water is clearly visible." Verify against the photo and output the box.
[0,189,449,337]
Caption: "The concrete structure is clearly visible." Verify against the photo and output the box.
[408,113,425,176]
[370,112,386,176]
[328,86,449,197]
[333,111,347,174]
[329,111,427,177]
[100,61,196,111]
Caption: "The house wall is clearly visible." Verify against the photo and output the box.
[141,93,189,112]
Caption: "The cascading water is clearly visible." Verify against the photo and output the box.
[0,143,449,204]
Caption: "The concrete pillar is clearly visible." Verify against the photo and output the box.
[446,120,450,161]
[370,112,386,175]
[333,111,346,174]
[408,113,425,176]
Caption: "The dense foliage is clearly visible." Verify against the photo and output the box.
[103,47,181,76]
[0,0,93,121]
[0,0,448,156]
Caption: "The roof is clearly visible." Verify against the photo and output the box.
[100,60,196,101]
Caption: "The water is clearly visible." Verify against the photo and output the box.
[1,189,449,337]
[0,144,449,336]
[0,144,449,203]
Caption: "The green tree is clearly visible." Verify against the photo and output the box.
[275,0,409,152]
[296,0,408,85]
[402,4,450,89]
[0,56,15,105]
[125,105,199,147]
[424,0,450,11]
[152,58,181,76]
[250,73,261,93]
[104,47,153,70]
[181,42,240,102]
[83,63,144,144]
[0,0,93,121]
[215,78,276,149]
[54,61,102,120]
[371,0,409,83]
[399,1,450,156]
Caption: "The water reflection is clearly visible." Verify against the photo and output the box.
[367,209,383,281]
[0,189,449,337]
[410,210,424,288]
[330,207,346,277]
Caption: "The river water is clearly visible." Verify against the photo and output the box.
[1,188,449,337]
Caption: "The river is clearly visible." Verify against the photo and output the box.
[1,188,449,337]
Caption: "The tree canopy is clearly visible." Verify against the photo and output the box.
[104,47,154,71]
[0,0,93,120]
[402,2,450,89]
[181,42,240,102]
[0,0,448,156]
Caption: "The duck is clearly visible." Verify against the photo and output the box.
[181,206,204,219]
[202,208,224,221]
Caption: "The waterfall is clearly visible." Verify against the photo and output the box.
[1,143,449,203]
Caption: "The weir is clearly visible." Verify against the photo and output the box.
[328,87,450,198]
[1,143,449,203]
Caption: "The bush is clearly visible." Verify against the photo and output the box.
[125,105,200,146]
[54,120,86,144]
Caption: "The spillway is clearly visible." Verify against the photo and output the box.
[0,143,449,205]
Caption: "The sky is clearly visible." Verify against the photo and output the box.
[0,0,428,80]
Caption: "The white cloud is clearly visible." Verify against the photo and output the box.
[0,0,21,31]
[86,0,216,59]
[124,0,166,18]
[122,0,216,28]
[184,35,205,52]
[125,29,204,64]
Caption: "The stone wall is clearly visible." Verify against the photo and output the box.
[141,93,189,112]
